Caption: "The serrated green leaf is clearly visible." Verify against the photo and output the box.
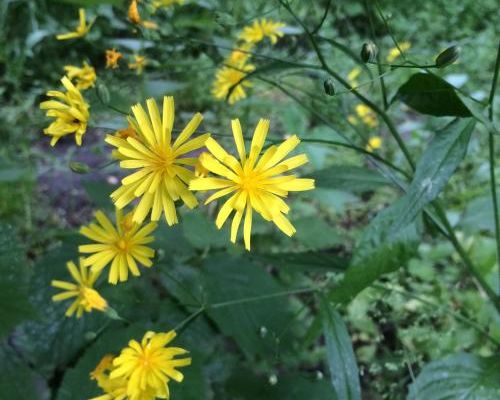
[320,296,361,400]
[202,256,294,360]
[395,73,472,117]
[408,353,500,400]
[311,165,390,193]
[389,118,475,234]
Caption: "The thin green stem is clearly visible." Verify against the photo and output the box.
[488,41,500,292]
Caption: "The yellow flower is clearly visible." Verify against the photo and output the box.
[212,63,255,105]
[39,76,89,146]
[128,0,158,29]
[51,259,107,318]
[194,153,209,178]
[347,67,361,87]
[56,8,93,40]
[152,0,184,10]
[79,209,157,284]
[225,43,254,67]
[366,136,382,152]
[190,119,315,250]
[64,61,96,90]
[106,49,123,69]
[355,104,378,128]
[129,55,147,75]
[90,355,130,400]
[110,330,191,400]
[105,96,209,225]
[239,18,285,45]
[347,115,358,126]
[386,41,411,63]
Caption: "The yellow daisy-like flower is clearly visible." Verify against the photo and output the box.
[105,96,209,225]
[239,18,285,45]
[110,330,191,400]
[106,49,123,69]
[129,55,147,75]
[90,355,130,400]
[355,104,378,128]
[56,8,93,40]
[39,76,89,146]
[212,63,255,105]
[386,41,411,63]
[128,0,158,29]
[64,61,96,90]
[51,259,108,318]
[190,119,315,250]
[366,136,382,152]
[79,209,157,284]
[347,67,361,87]
[225,43,254,67]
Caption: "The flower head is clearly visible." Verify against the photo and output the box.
[90,355,130,400]
[106,49,123,69]
[110,330,191,400]
[152,0,184,10]
[39,76,89,146]
[105,97,209,226]
[79,208,157,284]
[386,41,411,63]
[347,67,361,87]
[51,259,107,318]
[64,61,96,90]
[366,136,382,152]
[225,43,254,67]
[56,8,93,40]
[212,63,255,105]
[128,0,158,29]
[190,119,315,250]
[129,55,148,75]
[355,104,378,128]
[239,18,285,45]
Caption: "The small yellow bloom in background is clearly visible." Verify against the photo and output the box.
[347,115,358,126]
[56,8,93,40]
[105,49,123,69]
[190,119,315,251]
[105,96,209,225]
[239,18,286,45]
[152,0,184,10]
[225,43,254,67]
[128,55,147,75]
[347,67,361,87]
[39,76,89,146]
[90,355,129,400]
[64,61,96,90]
[386,41,411,63]
[212,63,255,105]
[51,259,107,318]
[366,136,383,152]
[79,208,157,284]
[128,0,158,29]
[110,330,191,400]
[355,104,378,128]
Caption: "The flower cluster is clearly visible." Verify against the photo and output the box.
[90,331,191,400]
[212,18,285,105]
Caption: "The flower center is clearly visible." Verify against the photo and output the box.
[239,170,261,192]
[116,238,129,251]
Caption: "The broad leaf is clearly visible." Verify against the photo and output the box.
[251,250,348,272]
[320,296,361,400]
[408,353,500,400]
[311,165,389,193]
[389,118,475,234]
[202,256,294,360]
[395,73,472,117]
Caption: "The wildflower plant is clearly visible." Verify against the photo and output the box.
[3,1,499,400]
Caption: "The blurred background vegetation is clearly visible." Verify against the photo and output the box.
[0,0,499,399]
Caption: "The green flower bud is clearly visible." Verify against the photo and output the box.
[323,78,336,96]
[96,82,110,104]
[360,42,378,63]
[69,161,90,174]
[435,45,460,68]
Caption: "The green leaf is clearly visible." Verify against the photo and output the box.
[389,118,475,233]
[0,224,35,338]
[395,73,472,117]
[0,343,47,400]
[202,256,294,360]
[320,296,361,400]
[292,217,341,249]
[408,353,500,400]
[329,199,419,303]
[54,0,124,5]
[181,210,228,249]
[251,250,348,272]
[311,165,390,193]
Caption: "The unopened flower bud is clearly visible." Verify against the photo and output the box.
[435,46,460,68]
[360,42,378,63]
[96,82,110,104]
[69,161,90,174]
[323,78,336,96]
